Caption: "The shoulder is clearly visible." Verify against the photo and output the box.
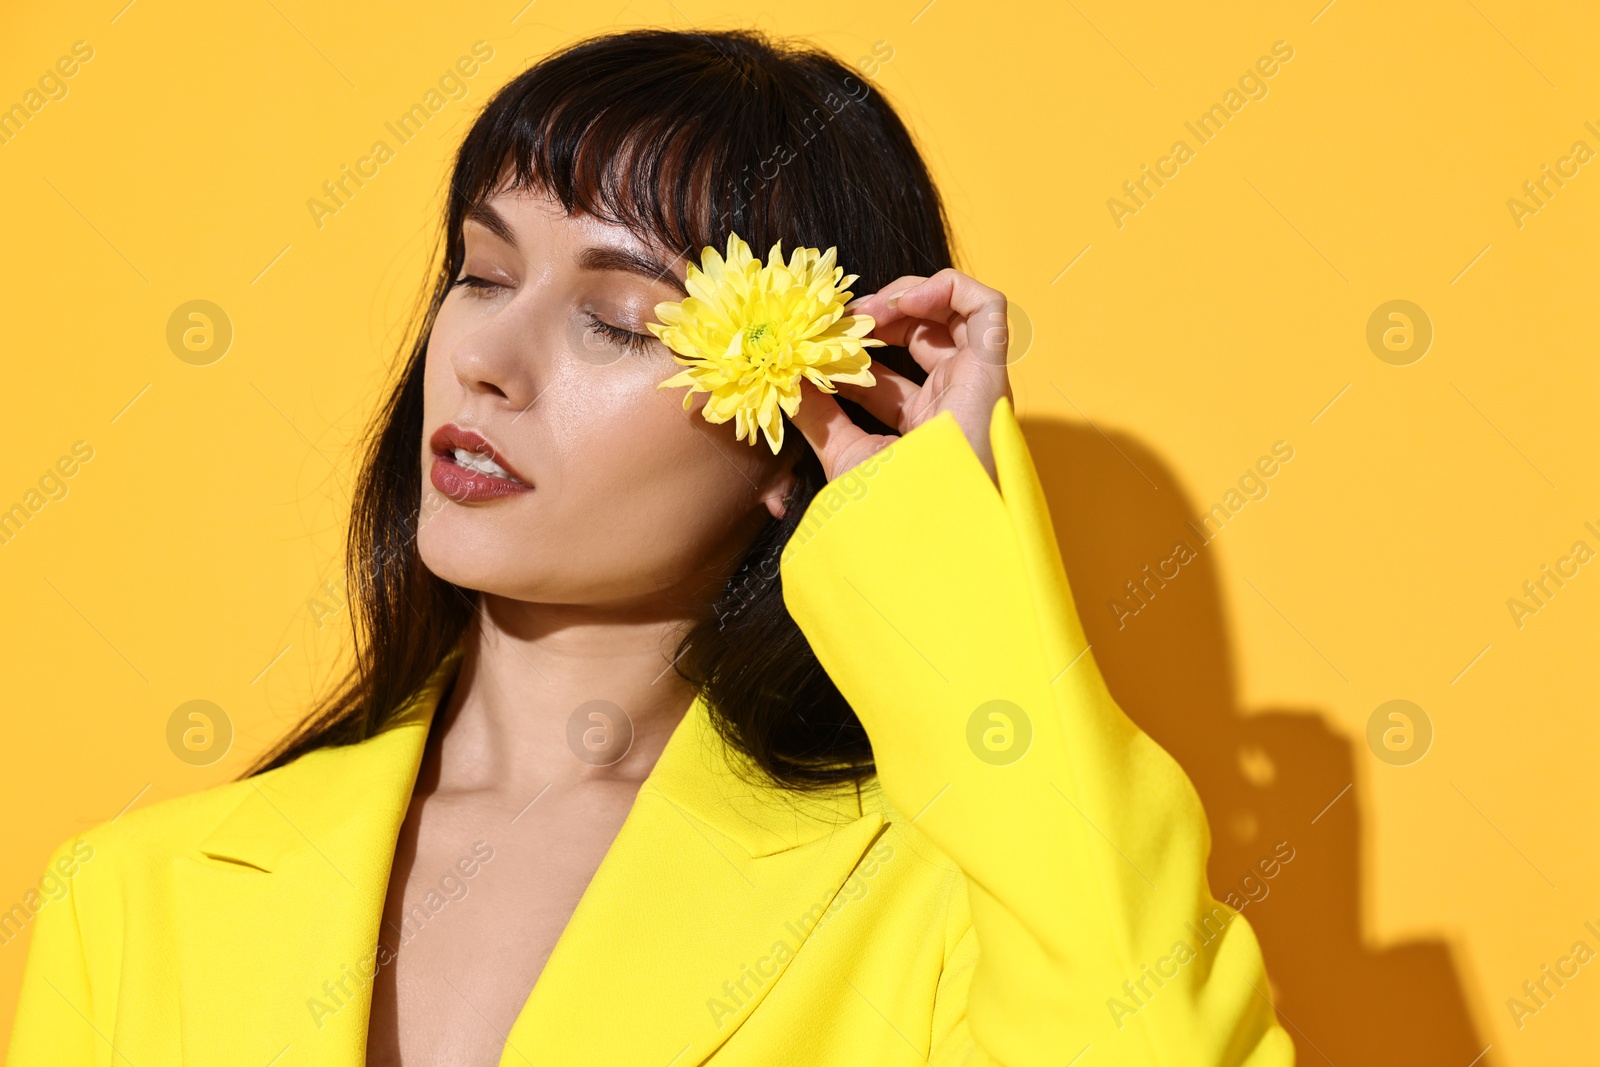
[9,774,261,964]
[30,727,386,908]
[30,767,268,903]
[48,667,451,873]
[855,778,973,951]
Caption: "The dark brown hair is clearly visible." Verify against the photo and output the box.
[245,27,953,790]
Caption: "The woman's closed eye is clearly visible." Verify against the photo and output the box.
[449,271,656,354]
[582,310,656,353]
[454,273,507,296]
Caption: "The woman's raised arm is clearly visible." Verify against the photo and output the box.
[783,268,1295,1064]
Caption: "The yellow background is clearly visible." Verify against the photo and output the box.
[1,1,1594,1062]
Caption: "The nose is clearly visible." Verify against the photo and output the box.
[446,291,550,412]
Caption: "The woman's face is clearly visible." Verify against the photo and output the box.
[417,185,795,609]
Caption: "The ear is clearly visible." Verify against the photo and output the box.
[754,423,810,521]
[760,466,798,521]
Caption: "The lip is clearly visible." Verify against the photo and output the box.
[429,423,533,502]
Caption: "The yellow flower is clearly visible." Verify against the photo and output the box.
[649,232,884,454]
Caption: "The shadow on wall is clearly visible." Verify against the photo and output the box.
[1020,416,1490,1067]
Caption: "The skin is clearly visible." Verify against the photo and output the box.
[364,183,1012,1064]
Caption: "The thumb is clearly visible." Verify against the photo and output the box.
[787,380,874,482]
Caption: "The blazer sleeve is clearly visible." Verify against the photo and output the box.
[6,836,100,1066]
[778,396,1295,1067]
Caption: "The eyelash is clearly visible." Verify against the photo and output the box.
[452,275,655,354]
[453,274,503,296]
[582,310,655,354]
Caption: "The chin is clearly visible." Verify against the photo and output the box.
[416,513,536,597]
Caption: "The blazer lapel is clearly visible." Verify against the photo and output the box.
[498,697,886,1066]
[171,652,458,1064]
[171,646,885,1067]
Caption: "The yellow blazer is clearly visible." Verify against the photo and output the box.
[7,397,1294,1066]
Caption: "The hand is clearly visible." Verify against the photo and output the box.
[788,267,1014,487]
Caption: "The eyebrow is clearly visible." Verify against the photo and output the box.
[577,246,688,297]
[465,201,518,247]
[464,201,687,297]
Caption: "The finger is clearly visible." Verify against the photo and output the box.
[892,268,1005,321]
[853,314,954,352]
[887,269,1009,365]
[832,362,921,430]
[843,274,928,330]
[847,280,958,354]
[787,378,874,480]
[845,273,928,316]
[848,274,963,335]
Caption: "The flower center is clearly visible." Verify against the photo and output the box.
[744,322,781,361]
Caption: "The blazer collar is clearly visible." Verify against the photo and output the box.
[181,646,888,1065]
[197,646,876,866]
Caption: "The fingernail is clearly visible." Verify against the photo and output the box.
[884,287,914,312]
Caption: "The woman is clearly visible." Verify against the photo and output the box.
[8,28,1293,1067]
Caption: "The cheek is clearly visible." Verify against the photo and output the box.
[548,382,752,550]
[419,359,766,602]
[557,382,768,589]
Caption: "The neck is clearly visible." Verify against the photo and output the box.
[429,593,702,799]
